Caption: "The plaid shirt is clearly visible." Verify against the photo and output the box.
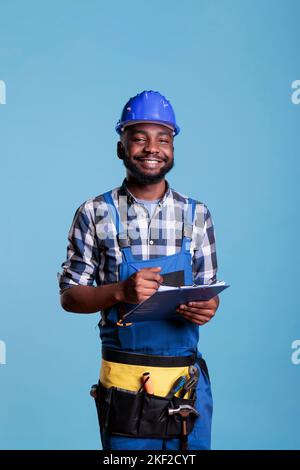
[58,179,218,295]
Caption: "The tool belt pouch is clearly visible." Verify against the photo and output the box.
[95,381,198,438]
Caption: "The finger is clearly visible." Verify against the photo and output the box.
[182,312,211,320]
[176,312,209,325]
[139,280,161,290]
[138,270,164,283]
[180,313,211,324]
[139,267,161,273]
[187,318,210,325]
[177,309,212,319]
[177,307,213,316]
[176,309,213,321]
[139,287,159,297]
[139,295,152,302]
[187,297,219,308]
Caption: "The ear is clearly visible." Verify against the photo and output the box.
[117,141,125,160]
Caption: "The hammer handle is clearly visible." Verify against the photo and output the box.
[181,417,188,450]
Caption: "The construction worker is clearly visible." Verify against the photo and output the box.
[58,90,219,451]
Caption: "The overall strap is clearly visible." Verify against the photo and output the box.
[181,198,196,253]
[102,191,134,262]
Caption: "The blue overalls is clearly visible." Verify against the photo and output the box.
[98,191,213,450]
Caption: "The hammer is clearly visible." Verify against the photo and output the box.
[168,404,199,450]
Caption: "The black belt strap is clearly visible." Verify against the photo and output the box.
[102,348,197,367]
[197,357,210,381]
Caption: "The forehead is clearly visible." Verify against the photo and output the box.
[124,123,174,137]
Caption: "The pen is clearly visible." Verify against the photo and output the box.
[139,372,154,394]
[130,266,164,287]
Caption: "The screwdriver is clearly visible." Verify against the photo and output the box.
[166,375,187,399]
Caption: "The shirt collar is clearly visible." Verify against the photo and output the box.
[119,178,171,207]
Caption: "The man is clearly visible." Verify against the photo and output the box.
[58,90,219,450]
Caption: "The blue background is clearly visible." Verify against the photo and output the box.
[0,0,299,450]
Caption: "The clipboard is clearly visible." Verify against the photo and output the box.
[122,281,229,322]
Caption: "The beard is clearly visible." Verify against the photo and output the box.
[122,154,175,184]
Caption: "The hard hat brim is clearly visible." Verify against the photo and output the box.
[116,120,180,136]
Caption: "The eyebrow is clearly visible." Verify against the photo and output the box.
[131,129,172,137]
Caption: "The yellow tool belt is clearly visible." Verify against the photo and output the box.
[100,359,190,398]
[94,349,200,440]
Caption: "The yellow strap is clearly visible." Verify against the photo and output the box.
[100,359,190,398]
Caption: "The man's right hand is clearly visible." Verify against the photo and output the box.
[116,267,163,304]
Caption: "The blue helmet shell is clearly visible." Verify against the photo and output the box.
[115,90,180,136]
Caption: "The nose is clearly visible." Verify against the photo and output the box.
[144,138,160,154]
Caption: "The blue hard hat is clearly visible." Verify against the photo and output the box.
[115,90,180,136]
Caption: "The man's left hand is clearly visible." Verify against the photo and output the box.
[176,295,220,325]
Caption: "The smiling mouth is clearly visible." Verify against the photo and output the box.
[136,157,164,162]
[135,158,165,169]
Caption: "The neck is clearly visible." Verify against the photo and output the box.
[125,176,167,201]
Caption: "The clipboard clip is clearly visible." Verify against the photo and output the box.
[116,319,133,327]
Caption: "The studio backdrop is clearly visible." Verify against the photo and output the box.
[0,0,299,450]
